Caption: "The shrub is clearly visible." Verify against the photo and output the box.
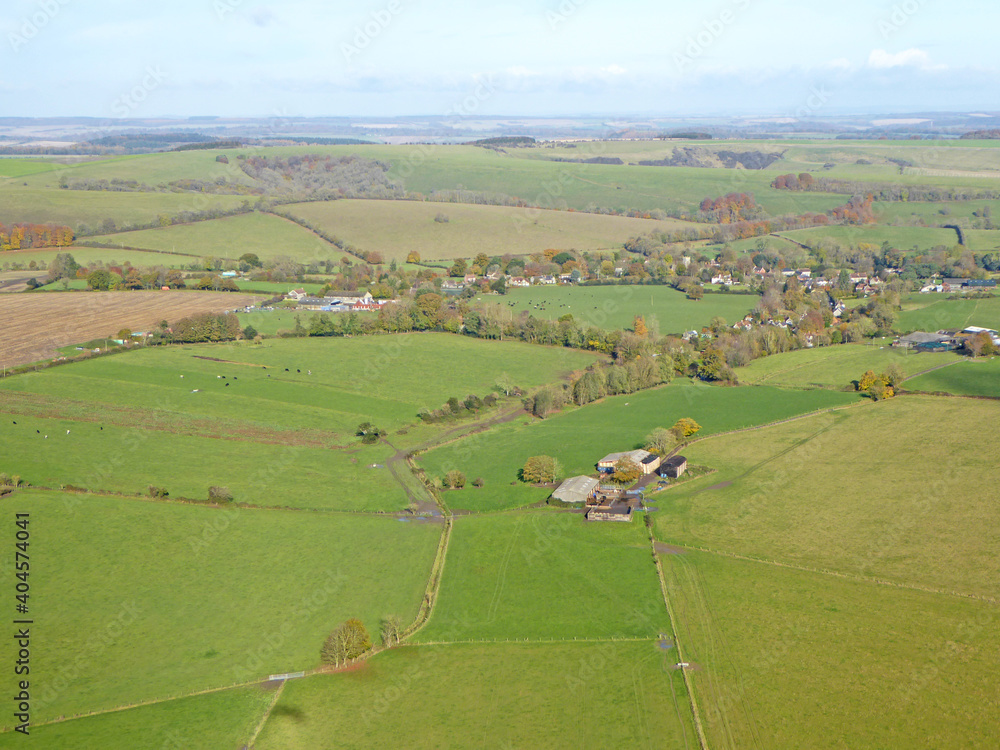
[208,486,233,503]
[472,477,484,488]
[147,485,169,498]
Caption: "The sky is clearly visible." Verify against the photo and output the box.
[2,0,999,119]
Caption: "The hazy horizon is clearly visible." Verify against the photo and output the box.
[4,0,999,119]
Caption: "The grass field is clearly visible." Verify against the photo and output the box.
[477,285,760,334]
[282,198,701,262]
[416,513,668,642]
[0,490,441,721]
[88,212,349,264]
[0,159,64,178]
[0,188,247,230]
[896,293,1000,332]
[654,397,1000,599]
[735,342,958,389]
[19,686,273,749]
[255,642,696,750]
[420,382,859,512]
[661,549,1000,750]
[0,290,257,368]
[903,356,1000,397]
[0,245,196,271]
[778,224,962,251]
[0,335,599,509]
[1,335,600,435]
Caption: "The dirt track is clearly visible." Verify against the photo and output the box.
[0,290,262,369]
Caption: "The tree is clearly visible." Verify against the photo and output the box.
[858,370,878,392]
[321,618,372,665]
[685,283,704,301]
[445,470,466,489]
[242,324,258,340]
[521,455,561,484]
[671,418,701,439]
[633,315,648,337]
[356,422,386,444]
[208,486,233,503]
[883,362,905,387]
[380,615,401,647]
[117,328,133,342]
[47,252,79,281]
[697,348,727,381]
[406,251,421,263]
[644,427,676,457]
[449,258,468,277]
[867,379,892,402]
[490,277,507,295]
[965,331,993,358]
[472,477,484,488]
[611,457,641,485]
[239,252,262,268]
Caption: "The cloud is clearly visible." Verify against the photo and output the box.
[601,65,627,76]
[867,48,944,71]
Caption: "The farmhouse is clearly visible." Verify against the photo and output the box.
[551,475,599,504]
[286,288,308,301]
[597,449,658,475]
[660,455,688,478]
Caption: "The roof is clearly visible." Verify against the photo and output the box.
[552,475,599,504]
[898,332,951,345]
[965,279,997,287]
[598,449,651,465]
[662,455,688,468]
[641,453,661,465]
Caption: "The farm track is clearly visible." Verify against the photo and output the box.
[0,291,263,369]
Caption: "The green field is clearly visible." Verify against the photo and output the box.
[283,198,700,261]
[896,293,1000,332]
[662,549,1000,750]
[735,341,959,389]
[0,188,247,231]
[1,245,196,272]
[89,212,349,264]
[255,642,696,750]
[654,397,1000,598]
[0,335,599,509]
[478,285,760,334]
[0,490,441,721]
[419,382,859,512]
[21,686,273,749]
[0,159,64,178]
[416,513,668,642]
[903,356,1000,397]
[778,224,962,251]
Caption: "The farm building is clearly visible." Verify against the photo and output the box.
[551,476,599,504]
[597,449,658,475]
[893,331,953,349]
[641,453,662,474]
[660,456,688,479]
[584,503,633,522]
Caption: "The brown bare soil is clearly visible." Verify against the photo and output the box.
[654,542,687,555]
[0,290,262,369]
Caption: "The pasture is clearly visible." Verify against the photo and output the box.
[19,686,273,749]
[282,198,698,262]
[0,490,441,721]
[777,224,962,251]
[896,293,1000,332]
[661,549,1000,749]
[0,188,247,231]
[654,396,1000,599]
[419,382,859,512]
[903,356,1000,397]
[735,342,956,389]
[89,212,349,264]
[477,285,760,334]
[415,512,667,642]
[255,642,696,750]
[1,245,195,271]
[0,290,257,369]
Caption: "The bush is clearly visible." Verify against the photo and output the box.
[472,477,484,488]
[147,485,169,498]
[208,486,233,503]
[445,470,466,489]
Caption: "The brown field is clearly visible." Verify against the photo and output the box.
[0,291,261,369]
